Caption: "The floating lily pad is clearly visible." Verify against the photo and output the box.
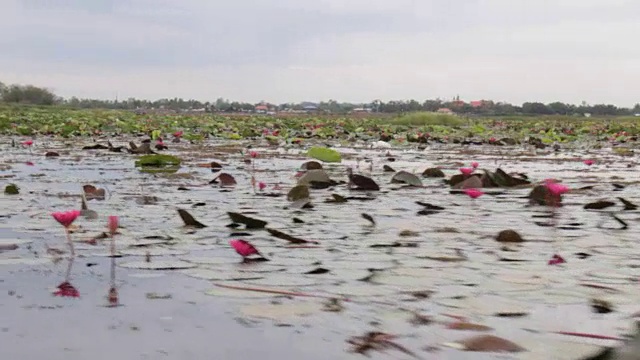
[307,147,342,163]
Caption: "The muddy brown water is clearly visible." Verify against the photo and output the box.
[2,138,640,360]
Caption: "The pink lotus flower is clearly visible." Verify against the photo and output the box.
[249,151,258,158]
[21,140,33,147]
[464,188,484,199]
[173,131,183,137]
[53,281,80,298]
[52,210,81,228]
[229,239,261,258]
[583,159,595,166]
[108,216,118,235]
[471,161,479,169]
[25,161,34,166]
[258,182,266,191]
[544,180,569,197]
[460,168,474,176]
[548,254,566,266]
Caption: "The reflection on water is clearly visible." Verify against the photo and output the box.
[106,256,119,307]
[52,256,79,298]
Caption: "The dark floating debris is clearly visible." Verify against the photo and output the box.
[177,209,207,228]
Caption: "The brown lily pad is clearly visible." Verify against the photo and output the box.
[422,168,445,178]
[496,230,524,243]
[452,335,526,353]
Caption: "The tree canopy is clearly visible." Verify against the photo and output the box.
[1,80,638,116]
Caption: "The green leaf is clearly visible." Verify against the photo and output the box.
[307,147,342,163]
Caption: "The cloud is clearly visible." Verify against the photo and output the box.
[1,0,639,105]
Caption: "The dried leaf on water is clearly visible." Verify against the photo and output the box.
[449,334,526,353]
[266,228,319,244]
[305,267,330,274]
[177,209,207,228]
[82,184,106,200]
[227,212,267,229]
[322,298,344,312]
[326,193,347,203]
[391,171,423,187]
[383,165,395,172]
[591,298,614,314]
[210,173,237,187]
[422,168,445,178]
[297,169,333,188]
[618,197,638,210]
[584,200,616,210]
[4,183,19,195]
[287,185,310,202]
[415,201,445,210]
[446,322,493,332]
[347,331,420,359]
[496,230,525,243]
[361,213,376,225]
[348,171,380,191]
[300,160,323,170]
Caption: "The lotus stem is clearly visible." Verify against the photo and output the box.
[109,232,116,257]
[64,227,75,257]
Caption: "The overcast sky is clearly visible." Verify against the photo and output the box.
[1,0,638,105]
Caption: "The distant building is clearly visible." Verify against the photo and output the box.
[437,108,454,114]
[255,105,269,114]
[470,100,484,108]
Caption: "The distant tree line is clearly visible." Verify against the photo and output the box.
[1,80,639,116]
[0,81,60,106]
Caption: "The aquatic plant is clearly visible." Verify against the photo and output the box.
[51,210,81,256]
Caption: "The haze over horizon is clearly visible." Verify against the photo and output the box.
[1,0,638,106]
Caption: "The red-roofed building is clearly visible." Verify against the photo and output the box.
[470,100,484,108]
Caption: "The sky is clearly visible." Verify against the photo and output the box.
[1,0,639,105]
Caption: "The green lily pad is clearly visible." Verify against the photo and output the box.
[307,147,341,163]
